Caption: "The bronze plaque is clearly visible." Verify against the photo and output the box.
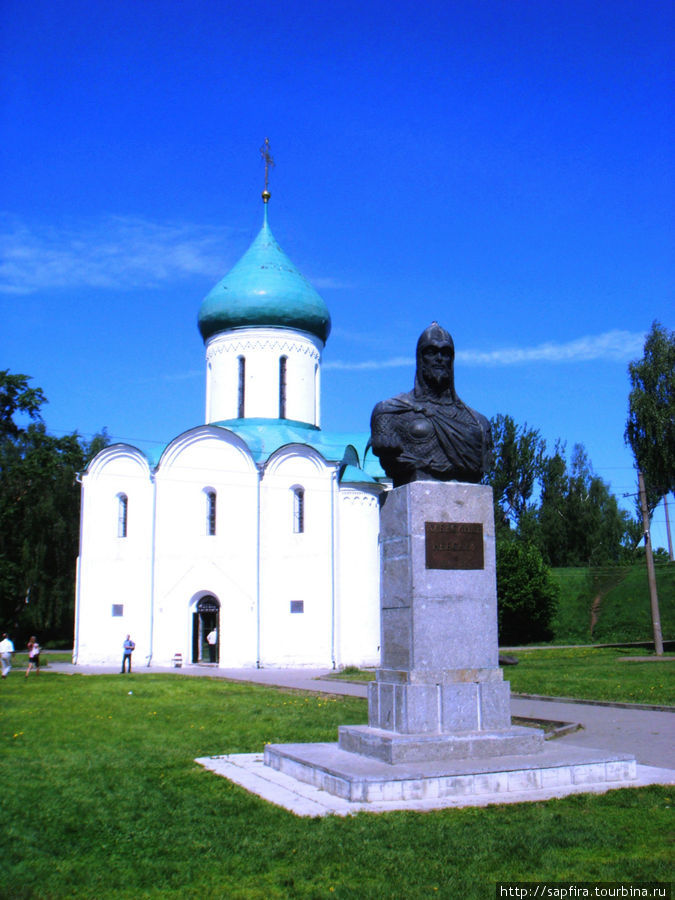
[425,522,484,570]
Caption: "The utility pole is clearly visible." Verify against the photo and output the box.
[638,470,664,656]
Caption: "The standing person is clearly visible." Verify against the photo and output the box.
[206,627,217,663]
[0,633,14,679]
[121,635,135,673]
[25,636,40,677]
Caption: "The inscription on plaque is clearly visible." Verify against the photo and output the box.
[425,522,484,570]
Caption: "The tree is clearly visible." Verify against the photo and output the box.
[496,537,559,644]
[536,441,569,566]
[0,371,108,641]
[0,370,45,438]
[625,321,675,512]
[625,322,674,644]
[537,443,637,567]
[485,414,546,533]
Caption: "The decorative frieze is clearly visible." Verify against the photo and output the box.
[340,490,380,510]
[206,334,321,363]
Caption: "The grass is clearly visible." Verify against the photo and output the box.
[329,647,674,706]
[550,560,675,644]
[0,672,671,899]
[327,666,376,682]
[11,651,72,669]
[591,562,675,644]
[504,646,674,705]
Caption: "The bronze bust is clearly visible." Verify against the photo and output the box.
[369,322,492,487]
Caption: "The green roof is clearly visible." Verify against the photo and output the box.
[210,418,383,478]
[339,464,378,485]
[198,213,331,343]
[143,418,384,480]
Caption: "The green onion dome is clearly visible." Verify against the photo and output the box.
[198,213,331,344]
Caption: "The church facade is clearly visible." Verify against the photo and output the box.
[73,201,386,669]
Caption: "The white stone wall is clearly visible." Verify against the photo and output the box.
[258,445,336,666]
[336,487,382,667]
[75,431,383,670]
[150,427,260,667]
[75,445,154,666]
[205,328,322,425]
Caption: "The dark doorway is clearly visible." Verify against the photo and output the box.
[192,595,220,664]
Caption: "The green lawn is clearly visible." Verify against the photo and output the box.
[11,651,73,669]
[328,647,675,706]
[550,561,675,644]
[1,673,671,899]
[506,646,675,705]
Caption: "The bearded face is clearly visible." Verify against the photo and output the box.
[415,322,455,397]
[420,341,453,392]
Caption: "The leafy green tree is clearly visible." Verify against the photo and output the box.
[484,414,639,566]
[496,537,559,644]
[625,321,675,513]
[0,370,46,438]
[537,443,637,566]
[0,371,108,641]
[485,414,546,533]
[535,441,568,564]
[564,445,624,565]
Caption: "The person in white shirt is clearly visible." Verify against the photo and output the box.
[206,628,217,663]
[0,633,15,679]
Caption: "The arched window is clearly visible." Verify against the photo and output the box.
[237,355,245,418]
[292,486,305,534]
[205,489,216,536]
[117,493,128,538]
[279,355,288,419]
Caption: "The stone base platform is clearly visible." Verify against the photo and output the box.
[263,740,637,804]
[196,751,673,817]
[338,724,544,764]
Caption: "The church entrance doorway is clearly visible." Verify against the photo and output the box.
[192,595,220,664]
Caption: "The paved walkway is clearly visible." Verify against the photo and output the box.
[48,661,675,769]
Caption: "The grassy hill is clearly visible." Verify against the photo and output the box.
[549,560,674,644]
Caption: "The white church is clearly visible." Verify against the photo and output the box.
[73,191,387,669]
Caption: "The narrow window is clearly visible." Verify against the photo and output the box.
[206,490,216,536]
[237,356,245,418]
[293,487,305,534]
[279,355,287,418]
[117,494,128,538]
[314,363,319,424]
[290,601,304,614]
[112,604,124,617]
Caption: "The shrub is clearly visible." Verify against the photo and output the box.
[497,538,559,645]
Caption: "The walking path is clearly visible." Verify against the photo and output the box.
[48,661,674,769]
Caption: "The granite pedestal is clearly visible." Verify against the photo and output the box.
[338,481,544,762]
[259,482,637,805]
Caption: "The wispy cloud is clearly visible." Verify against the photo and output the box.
[325,330,645,370]
[135,369,203,386]
[310,276,352,290]
[457,330,645,365]
[158,370,203,382]
[0,214,233,295]
[325,356,415,370]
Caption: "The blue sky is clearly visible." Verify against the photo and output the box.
[1,0,673,548]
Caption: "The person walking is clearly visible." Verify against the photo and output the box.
[0,633,15,679]
[121,635,135,673]
[25,636,40,677]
